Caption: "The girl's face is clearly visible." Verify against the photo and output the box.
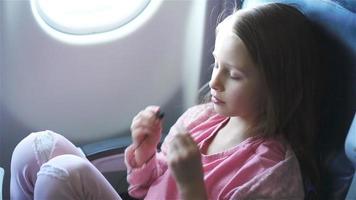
[209,16,264,119]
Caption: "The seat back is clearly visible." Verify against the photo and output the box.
[240,0,356,199]
[345,114,356,199]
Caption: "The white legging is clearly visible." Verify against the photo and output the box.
[10,130,122,200]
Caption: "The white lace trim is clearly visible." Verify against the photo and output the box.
[32,130,55,166]
[37,164,69,181]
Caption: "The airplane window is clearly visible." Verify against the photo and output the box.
[32,0,151,35]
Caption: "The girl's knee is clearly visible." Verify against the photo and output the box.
[34,155,76,199]
[11,131,87,199]
[35,155,93,199]
[39,154,90,176]
[12,130,57,167]
[11,131,59,198]
[11,130,70,185]
[12,130,83,169]
[36,155,121,200]
[36,155,90,187]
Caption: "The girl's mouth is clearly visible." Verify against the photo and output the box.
[211,96,225,104]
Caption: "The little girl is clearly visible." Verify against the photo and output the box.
[11,3,320,199]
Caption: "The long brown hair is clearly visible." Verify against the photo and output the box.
[231,3,321,194]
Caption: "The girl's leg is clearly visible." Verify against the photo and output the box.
[34,154,121,200]
[11,130,86,199]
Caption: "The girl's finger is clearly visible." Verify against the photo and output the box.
[145,105,160,113]
[134,110,161,126]
[131,112,162,130]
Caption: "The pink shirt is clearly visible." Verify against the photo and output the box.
[125,103,304,199]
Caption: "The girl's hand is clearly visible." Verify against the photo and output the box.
[167,133,207,200]
[130,106,162,167]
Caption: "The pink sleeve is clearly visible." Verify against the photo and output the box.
[124,145,167,199]
[124,104,212,198]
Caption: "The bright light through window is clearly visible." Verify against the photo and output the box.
[34,0,151,35]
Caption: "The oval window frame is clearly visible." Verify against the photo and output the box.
[30,0,162,44]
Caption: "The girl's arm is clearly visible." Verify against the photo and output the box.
[125,106,166,198]
[130,106,163,167]
[125,147,168,198]
[125,103,213,199]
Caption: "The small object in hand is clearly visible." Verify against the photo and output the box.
[156,110,165,119]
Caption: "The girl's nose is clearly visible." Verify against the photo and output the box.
[209,69,224,91]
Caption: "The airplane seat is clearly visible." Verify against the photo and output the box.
[80,0,356,199]
[345,114,356,199]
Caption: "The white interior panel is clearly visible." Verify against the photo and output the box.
[0,0,207,198]
[1,0,206,143]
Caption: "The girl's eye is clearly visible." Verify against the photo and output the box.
[230,73,242,80]
[230,76,242,80]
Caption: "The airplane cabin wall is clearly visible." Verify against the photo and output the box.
[0,0,208,198]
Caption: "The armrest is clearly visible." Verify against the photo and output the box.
[80,135,132,173]
[80,134,165,173]
[81,135,132,161]
[79,135,133,196]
